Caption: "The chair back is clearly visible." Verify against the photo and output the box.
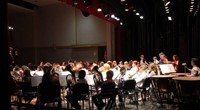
[38,82,61,103]
[123,79,136,90]
[142,78,151,88]
[73,83,89,99]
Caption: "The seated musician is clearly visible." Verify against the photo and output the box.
[186,58,200,77]
[101,63,111,81]
[128,60,139,79]
[92,70,116,110]
[159,52,169,64]
[117,67,126,103]
[38,65,61,107]
[133,64,148,88]
[146,63,157,77]
[70,70,88,109]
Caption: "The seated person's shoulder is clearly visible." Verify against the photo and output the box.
[101,81,116,93]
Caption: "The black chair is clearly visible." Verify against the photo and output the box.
[16,81,38,104]
[120,79,139,109]
[71,83,91,110]
[138,78,152,101]
[37,82,62,107]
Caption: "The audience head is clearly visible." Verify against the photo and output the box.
[43,64,52,74]
[140,54,145,60]
[173,55,179,61]
[78,70,86,79]
[191,58,199,67]
[92,65,99,72]
[13,65,20,71]
[99,61,104,67]
[107,61,113,68]
[132,60,138,67]
[148,63,157,72]
[103,63,111,71]
[140,64,148,71]
[106,70,114,80]
[112,60,118,67]
[153,56,157,61]
[159,52,167,59]
[120,67,126,75]
[51,72,59,81]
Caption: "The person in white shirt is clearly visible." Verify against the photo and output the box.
[128,60,139,79]
[133,64,148,88]
[187,58,200,77]
[153,56,159,65]
[101,63,111,81]
[146,63,157,77]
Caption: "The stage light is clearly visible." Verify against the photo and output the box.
[136,12,140,16]
[133,9,136,12]
[165,1,170,6]
[140,16,144,19]
[125,8,129,11]
[8,26,14,30]
[74,0,78,5]
[111,14,115,18]
[121,0,126,2]
[97,8,102,12]
[168,16,172,21]
[120,22,123,25]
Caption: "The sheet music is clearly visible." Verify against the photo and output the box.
[159,64,176,74]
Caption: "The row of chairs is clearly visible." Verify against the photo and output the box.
[12,73,200,110]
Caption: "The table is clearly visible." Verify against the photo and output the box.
[173,76,200,108]
[151,74,179,104]
[151,74,178,78]
[173,76,200,81]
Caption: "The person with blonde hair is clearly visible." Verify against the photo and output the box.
[102,63,111,81]
[146,63,157,77]
[159,52,169,64]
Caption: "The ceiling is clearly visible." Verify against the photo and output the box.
[8,3,34,14]
[22,0,61,6]
[8,0,200,25]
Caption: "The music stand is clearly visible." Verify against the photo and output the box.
[159,64,176,74]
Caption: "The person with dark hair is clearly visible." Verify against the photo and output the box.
[186,58,200,77]
[140,54,148,65]
[92,65,103,87]
[92,70,116,110]
[65,64,76,81]
[117,67,126,103]
[69,70,88,110]
[77,70,87,84]
[172,55,180,72]
[38,65,61,107]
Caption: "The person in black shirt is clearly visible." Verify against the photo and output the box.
[92,70,116,110]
